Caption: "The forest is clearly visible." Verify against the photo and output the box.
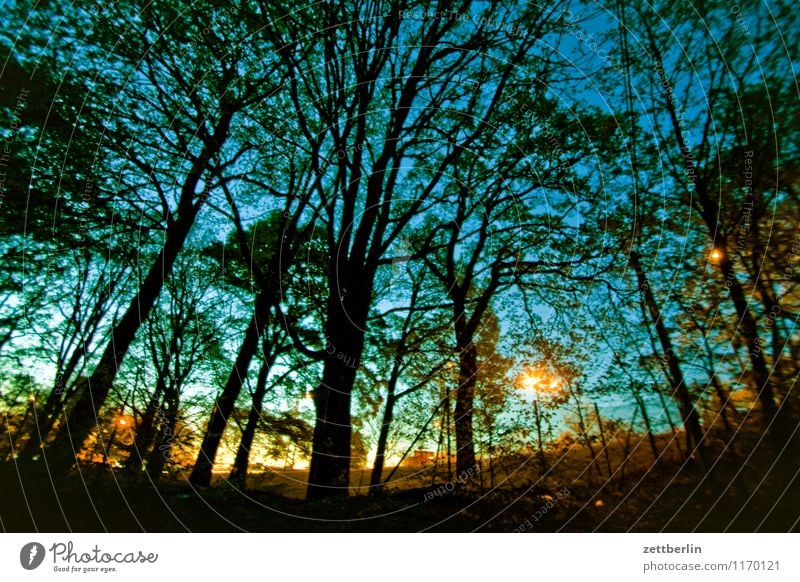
[0,0,798,532]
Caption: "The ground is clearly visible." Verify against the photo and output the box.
[2,430,798,532]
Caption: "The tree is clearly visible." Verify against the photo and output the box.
[189,203,312,485]
[264,0,576,499]
[614,0,800,426]
[367,265,452,490]
[413,90,614,474]
[28,1,286,474]
[15,254,130,463]
[123,251,226,478]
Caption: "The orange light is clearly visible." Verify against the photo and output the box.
[521,373,540,391]
[117,418,127,426]
[710,249,722,260]
[521,371,561,391]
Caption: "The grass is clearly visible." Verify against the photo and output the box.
[1,426,798,532]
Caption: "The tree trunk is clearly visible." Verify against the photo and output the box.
[44,206,201,475]
[125,387,164,472]
[710,374,735,436]
[229,358,271,484]
[18,333,101,461]
[17,281,108,457]
[487,429,495,488]
[370,352,405,491]
[533,398,547,474]
[444,382,452,482]
[145,389,179,479]
[636,392,660,463]
[381,399,445,485]
[594,402,613,479]
[306,277,372,499]
[640,24,778,423]
[306,355,359,499]
[453,337,478,476]
[630,251,707,470]
[19,378,67,457]
[189,294,270,486]
[656,389,684,459]
[40,111,233,476]
[571,389,601,478]
[369,393,395,490]
[714,248,778,418]
[620,405,639,483]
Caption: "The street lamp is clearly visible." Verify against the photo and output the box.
[520,372,549,474]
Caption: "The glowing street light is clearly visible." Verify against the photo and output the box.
[521,372,561,400]
[710,248,722,261]
[522,373,539,393]
[518,369,550,474]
